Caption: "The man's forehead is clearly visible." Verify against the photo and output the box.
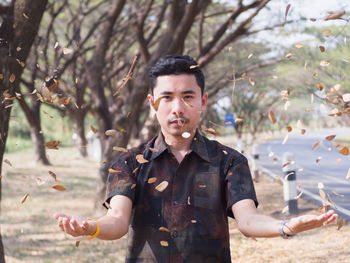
[153,74,200,94]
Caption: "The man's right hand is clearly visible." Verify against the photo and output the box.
[54,213,97,237]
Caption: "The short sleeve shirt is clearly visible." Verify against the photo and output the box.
[105,130,258,263]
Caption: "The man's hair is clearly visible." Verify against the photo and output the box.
[149,55,205,95]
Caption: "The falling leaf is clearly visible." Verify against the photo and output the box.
[130,184,136,189]
[336,158,341,164]
[182,132,191,138]
[319,46,325,52]
[235,118,244,124]
[0,74,3,79]
[295,191,303,199]
[108,168,120,173]
[105,129,117,136]
[113,146,128,152]
[22,13,29,19]
[159,227,170,232]
[4,159,12,166]
[324,11,345,21]
[339,146,349,156]
[285,53,292,59]
[248,53,253,59]
[90,125,97,133]
[21,193,30,204]
[155,181,168,192]
[136,154,149,164]
[45,141,61,150]
[282,134,289,145]
[320,60,330,67]
[322,29,332,37]
[282,206,289,214]
[9,74,16,83]
[316,156,322,163]
[202,126,220,136]
[63,47,73,54]
[346,168,350,179]
[149,148,158,153]
[312,141,320,150]
[325,135,336,141]
[52,184,67,191]
[286,126,292,132]
[319,189,326,200]
[160,241,168,246]
[284,3,291,20]
[268,110,276,124]
[337,217,344,230]
[75,240,80,247]
[342,93,350,102]
[316,83,325,91]
[295,43,303,48]
[191,220,197,223]
[48,170,58,182]
[282,162,290,168]
[332,191,344,197]
[147,177,157,184]
[181,98,193,108]
[248,77,255,86]
[36,177,45,186]
[57,97,71,105]
[152,97,162,111]
[189,65,199,69]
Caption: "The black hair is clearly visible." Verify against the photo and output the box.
[149,55,205,95]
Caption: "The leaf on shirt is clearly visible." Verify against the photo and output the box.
[104,202,112,209]
[159,227,170,232]
[191,220,197,223]
[147,177,157,184]
[136,154,149,164]
[201,126,220,136]
[155,181,168,192]
[130,184,136,189]
[160,241,168,246]
[108,168,120,173]
[149,148,158,153]
[132,167,139,174]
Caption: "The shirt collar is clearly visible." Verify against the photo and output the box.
[149,129,210,162]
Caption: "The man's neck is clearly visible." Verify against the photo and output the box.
[162,129,195,153]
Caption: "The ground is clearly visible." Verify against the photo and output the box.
[1,146,349,263]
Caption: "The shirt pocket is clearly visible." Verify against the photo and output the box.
[193,172,221,210]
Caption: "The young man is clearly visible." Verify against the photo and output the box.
[54,55,337,262]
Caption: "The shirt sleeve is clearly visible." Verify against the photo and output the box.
[103,151,137,208]
[225,155,258,218]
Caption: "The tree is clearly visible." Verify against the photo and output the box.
[0,0,48,261]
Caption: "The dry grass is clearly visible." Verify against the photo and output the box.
[1,146,349,263]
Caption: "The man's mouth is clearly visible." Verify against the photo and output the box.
[169,118,188,126]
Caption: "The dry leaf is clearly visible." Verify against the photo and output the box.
[9,74,15,83]
[63,47,73,54]
[149,148,158,153]
[148,177,157,184]
[324,11,345,21]
[45,141,61,150]
[0,74,3,79]
[113,146,128,152]
[160,241,168,246]
[282,134,289,145]
[181,98,193,108]
[52,184,67,191]
[159,227,170,232]
[319,46,325,52]
[105,129,117,136]
[75,240,80,247]
[189,65,199,69]
[325,135,336,141]
[248,53,253,59]
[248,77,255,86]
[182,132,191,138]
[316,83,325,91]
[130,184,136,189]
[312,141,320,150]
[268,110,276,124]
[285,53,292,59]
[235,118,244,124]
[332,191,344,197]
[343,93,350,102]
[4,159,12,166]
[295,43,303,48]
[320,60,330,66]
[319,189,326,200]
[136,154,149,164]
[57,97,71,105]
[337,217,344,230]
[301,129,306,134]
[155,181,168,192]
[48,170,58,182]
[339,146,349,156]
[90,125,97,133]
[153,97,162,111]
[295,191,303,199]
[322,29,332,37]
[346,168,350,179]
[108,168,120,173]
[282,206,289,214]
[21,193,30,204]
[284,3,291,20]
[36,177,45,186]
[202,126,220,136]
[286,126,292,132]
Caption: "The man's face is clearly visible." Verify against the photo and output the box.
[148,74,207,138]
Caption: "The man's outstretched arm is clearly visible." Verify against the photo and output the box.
[54,195,132,240]
[232,199,338,238]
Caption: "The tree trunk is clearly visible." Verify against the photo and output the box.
[28,117,50,165]
[0,0,48,261]
[73,114,87,158]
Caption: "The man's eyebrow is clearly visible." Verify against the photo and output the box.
[182,90,196,94]
[160,91,173,95]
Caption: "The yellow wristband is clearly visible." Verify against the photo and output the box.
[83,218,100,240]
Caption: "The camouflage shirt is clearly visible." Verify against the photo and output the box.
[105,130,258,263]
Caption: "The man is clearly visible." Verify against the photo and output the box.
[54,55,337,262]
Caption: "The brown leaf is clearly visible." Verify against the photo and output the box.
[0,74,3,79]
[36,177,45,186]
[286,126,292,132]
[21,193,30,204]
[4,159,12,166]
[337,217,344,230]
[235,118,244,125]
[9,74,16,83]
[248,77,255,86]
[159,227,170,232]
[320,60,330,66]
[312,141,320,150]
[57,97,71,105]
[113,146,128,152]
[285,53,292,59]
[282,162,290,168]
[45,141,61,150]
[295,43,303,48]
[301,129,306,135]
[160,241,168,246]
[324,11,345,21]
[90,125,97,133]
[63,47,73,55]
[339,146,349,156]
[202,126,220,136]
[108,168,120,173]
[52,184,67,191]
[149,148,159,153]
[155,181,168,192]
[316,83,325,91]
[152,97,162,111]
[105,129,117,136]
[322,29,332,37]
[75,240,80,247]
[284,3,291,20]
[147,177,157,184]
[268,110,276,124]
[319,46,325,52]
[130,184,136,189]
[181,98,193,108]
[325,135,336,141]
[48,170,58,182]
[136,154,149,164]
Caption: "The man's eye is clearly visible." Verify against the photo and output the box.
[162,96,171,100]
[183,96,193,100]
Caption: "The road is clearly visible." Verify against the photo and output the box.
[256,128,350,220]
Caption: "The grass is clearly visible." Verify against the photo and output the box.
[1,146,349,263]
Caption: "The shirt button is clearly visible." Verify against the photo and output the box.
[173,200,178,206]
[172,231,178,238]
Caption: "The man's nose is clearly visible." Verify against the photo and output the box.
[172,98,185,116]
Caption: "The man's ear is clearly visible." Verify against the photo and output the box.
[201,93,208,110]
[147,94,154,106]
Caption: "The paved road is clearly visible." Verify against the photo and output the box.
[256,128,350,220]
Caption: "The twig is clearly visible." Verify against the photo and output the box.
[113,55,138,96]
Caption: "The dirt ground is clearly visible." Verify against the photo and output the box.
[1,146,349,263]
